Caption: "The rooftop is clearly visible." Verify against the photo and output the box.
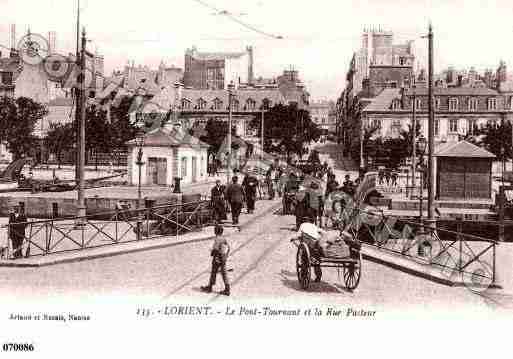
[435,140,496,158]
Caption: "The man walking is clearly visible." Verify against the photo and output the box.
[242,172,258,214]
[9,204,27,259]
[201,225,230,296]
[225,176,245,225]
[211,180,227,222]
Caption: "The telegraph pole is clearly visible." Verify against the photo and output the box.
[427,23,435,231]
[226,82,234,183]
[76,27,87,220]
[411,78,417,198]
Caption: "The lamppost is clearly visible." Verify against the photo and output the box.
[226,81,235,183]
[135,129,145,241]
[411,78,417,197]
[416,134,427,227]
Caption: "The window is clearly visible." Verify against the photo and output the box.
[434,119,439,136]
[391,99,401,110]
[1,71,13,85]
[435,98,441,110]
[230,99,239,111]
[181,99,191,110]
[416,98,422,110]
[449,98,458,111]
[371,119,381,129]
[449,118,458,133]
[488,98,497,110]
[467,119,477,134]
[213,98,223,110]
[391,119,401,136]
[262,98,271,110]
[246,98,256,110]
[399,57,406,66]
[468,98,478,111]
[181,157,188,177]
[510,96,513,110]
[197,98,207,110]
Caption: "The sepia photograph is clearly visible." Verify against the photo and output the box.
[0,0,512,357]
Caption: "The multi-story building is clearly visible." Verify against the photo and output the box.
[362,86,513,144]
[310,100,335,132]
[183,46,253,90]
[354,27,415,94]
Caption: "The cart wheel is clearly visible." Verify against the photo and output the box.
[343,252,362,290]
[296,243,311,290]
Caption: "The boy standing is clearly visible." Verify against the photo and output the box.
[201,225,231,296]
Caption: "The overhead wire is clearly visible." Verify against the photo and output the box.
[189,0,283,39]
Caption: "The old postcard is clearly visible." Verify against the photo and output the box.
[0,0,512,357]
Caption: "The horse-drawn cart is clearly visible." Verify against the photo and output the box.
[291,223,362,291]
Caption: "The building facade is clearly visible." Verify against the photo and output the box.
[310,100,336,132]
[362,87,513,143]
[183,46,253,90]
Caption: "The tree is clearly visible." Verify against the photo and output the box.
[200,118,229,155]
[250,103,320,160]
[44,122,75,168]
[85,104,113,169]
[0,96,48,160]
[476,121,512,162]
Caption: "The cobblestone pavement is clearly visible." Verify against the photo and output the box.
[0,205,509,313]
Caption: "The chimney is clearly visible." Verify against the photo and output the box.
[9,24,17,57]
[246,45,254,84]
[48,31,56,54]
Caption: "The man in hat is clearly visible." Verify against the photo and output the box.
[242,171,258,214]
[201,224,230,296]
[305,181,324,227]
[211,180,227,222]
[8,204,27,259]
[225,176,245,225]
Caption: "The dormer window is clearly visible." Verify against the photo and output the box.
[197,98,207,110]
[449,98,458,111]
[488,97,497,110]
[213,98,223,110]
[246,98,256,110]
[231,99,239,111]
[181,98,191,110]
[468,98,478,111]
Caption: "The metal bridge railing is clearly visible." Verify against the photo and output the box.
[1,200,214,260]
[340,206,498,289]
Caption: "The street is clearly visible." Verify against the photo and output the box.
[0,200,507,312]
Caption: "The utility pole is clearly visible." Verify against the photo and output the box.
[411,78,417,198]
[226,82,234,183]
[261,106,264,165]
[76,27,86,220]
[74,0,80,182]
[427,23,435,232]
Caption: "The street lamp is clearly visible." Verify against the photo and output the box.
[135,129,145,241]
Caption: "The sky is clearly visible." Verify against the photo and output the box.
[2,0,513,101]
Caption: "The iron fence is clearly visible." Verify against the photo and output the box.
[1,200,214,260]
[341,206,498,289]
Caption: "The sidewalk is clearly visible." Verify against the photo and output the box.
[0,198,282,268]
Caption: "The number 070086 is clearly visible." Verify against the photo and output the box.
[2,343,34,351]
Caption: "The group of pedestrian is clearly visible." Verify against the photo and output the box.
[203,171,260,297]
[210,172,260,227]
[378,167,398,187]
[294,173,357,231]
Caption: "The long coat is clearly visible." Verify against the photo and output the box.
[211,185,227,220]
